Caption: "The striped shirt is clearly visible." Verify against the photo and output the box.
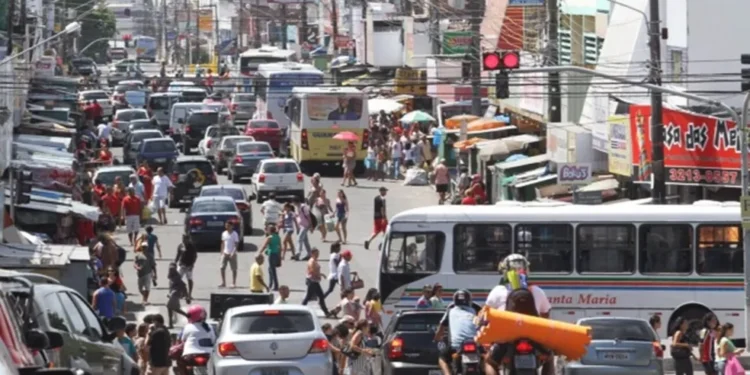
[261,199,283,223]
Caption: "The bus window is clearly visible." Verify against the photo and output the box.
[639,225,693,274]
[576,225,635,274]
[386,232,444,273]
[697,225,742,274]
[515,224,573,273]
[453,224,512,273]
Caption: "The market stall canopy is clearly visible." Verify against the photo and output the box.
[445,115,480,129]
[4,189,99,221]
[14,135,72,152]
[478,134,542,161]
[467,118,507,132]
[368,98,404,115]
[400,110,435,124]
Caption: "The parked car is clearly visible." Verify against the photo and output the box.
[381,309,444,375]
[123,129,163,165]
[197,125,240,160]
[1,274,136,375]
[180,110,221,155]
[137,138,179,171]
[214,135,255,173]
[169,156,217,208]
[230,92,256,128]
[209,304,331,375]
[244,120,283,153]
[183,196,244,250]
[77,90,113,120]
[227,141,274,183]
[199,184,255,233]
[92,165,136,186]
[251,158,304,203]
[563,317,663,375]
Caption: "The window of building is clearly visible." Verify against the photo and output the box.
[639,224,693,274]
[454,224,512,273]
[577,225,636,273]
[515,224,573,273]
[697,225,742,274]
[385,232,445,274]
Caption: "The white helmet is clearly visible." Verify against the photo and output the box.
[498,254,530,273]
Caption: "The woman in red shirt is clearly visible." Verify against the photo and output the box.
[461,190,477,205]
[138,162,154,201]
[98,142,113,164]
[471,181,487,204]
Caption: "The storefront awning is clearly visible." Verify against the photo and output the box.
[4,189,99,221]
[494,154,549,171]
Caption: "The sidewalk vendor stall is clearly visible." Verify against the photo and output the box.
[490,154,551,202]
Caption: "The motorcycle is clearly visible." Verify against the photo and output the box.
[451,340,483,375]
[181,353,210,375]
[504,339,552,375]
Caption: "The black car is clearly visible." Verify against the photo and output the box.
[169,156,217,208]
[124,129,163,165]
[198,184,256,234]
[69,58,99,77]
[382,310,444,375]
[1,274,136,375]
[184,196,245,251]
[181,110,220,155]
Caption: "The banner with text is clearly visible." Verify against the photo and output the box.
[629,104,741,187]
[607,115,632,177]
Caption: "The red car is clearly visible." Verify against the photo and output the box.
[244,119,283,152]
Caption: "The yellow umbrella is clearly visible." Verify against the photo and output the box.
[445,114,480,129]
[467,118,506,131]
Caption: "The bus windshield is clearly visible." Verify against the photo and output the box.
[305,94,365,123]
[240,56,291,75]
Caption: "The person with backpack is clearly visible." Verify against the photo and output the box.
[483,254,554,375]
[433,290,482,375]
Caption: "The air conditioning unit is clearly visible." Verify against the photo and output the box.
[412,1,429,18]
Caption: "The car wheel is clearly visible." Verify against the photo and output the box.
[231,172,240,183]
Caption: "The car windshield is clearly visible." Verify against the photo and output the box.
[238,143,271,153]
[223,137,254,149]
[150,96,172,110]
[208,127,240,138]
[130,120,155,130]
[96,170,133,186]
[262,162,299,174]
[132,132,162,143]
[192,200,236,213]
[143,140,176,153]
[125,91,148,107]
[188,113,219,127]
[248,121,279,129]
[117,111,148,121]
[229,311,315,334]
[82,91,108,100]
[582,320,656,341]
[177,161,214,175]
[233,94,254,102]
[395,314,443,332]
[201,188,244,200]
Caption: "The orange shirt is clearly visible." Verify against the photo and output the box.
[102,194,120,216]
[93,185,106,197]
[461,196,477,205]
[122,195,141,216]
[99,150,112,162]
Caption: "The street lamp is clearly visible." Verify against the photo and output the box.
[0,22,81,66]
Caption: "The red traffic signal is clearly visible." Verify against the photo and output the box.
[482,51,520,71]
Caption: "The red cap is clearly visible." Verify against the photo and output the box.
[341,250,352,258]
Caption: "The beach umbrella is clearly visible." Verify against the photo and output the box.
[400,110,435,124]
[368,98,404,115]
[333,131,360,142]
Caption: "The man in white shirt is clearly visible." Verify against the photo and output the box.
[151,167,174,225]
[219,221,240,288]
[337,250,355,291]
[260,192,283,227]
[129,174,145,202]
[97,122,112,144]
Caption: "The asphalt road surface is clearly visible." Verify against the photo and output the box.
[109,148,439,328]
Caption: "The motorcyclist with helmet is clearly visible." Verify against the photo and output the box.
[175,305,216,375]
[482,254,554,375]
[433,289,483,375]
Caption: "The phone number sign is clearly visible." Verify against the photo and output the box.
[557,163,592,185]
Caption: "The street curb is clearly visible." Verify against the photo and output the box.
[662,355,750,372]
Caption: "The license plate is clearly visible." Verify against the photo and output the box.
[275,186,287,190]
[461,353,479,363]
[261,369,289,375]
[428,371,442,375]
[155,158,167,162]
[601,351,630,361]
[514,354,536,369]
[189,188,200,194]
[207,221,223,227]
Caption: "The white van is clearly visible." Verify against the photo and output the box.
[169,102,205,141]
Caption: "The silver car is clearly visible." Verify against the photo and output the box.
[563,317,663,375]
[230,93,256,128]
[210,304,333,375]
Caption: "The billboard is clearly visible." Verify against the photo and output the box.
[442,31,472,54]
[307,95,364,121]
[630,104,740,187]
[607,115,631,177]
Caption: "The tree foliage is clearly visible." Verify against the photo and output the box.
[79,7,116,59]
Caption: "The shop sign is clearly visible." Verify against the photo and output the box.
[441,31,472,55]
[607,115,632,177]
[630,104,741,187]
[557,163,592,185]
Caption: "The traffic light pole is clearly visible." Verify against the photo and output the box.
[741,91,750,351]
[8,170,14,225]
[469,0,483,116]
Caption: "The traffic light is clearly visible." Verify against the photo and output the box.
[495,71,510,99]
[14,170,32,205]
[742,54,750,92]
[461,61,471,80]
[483,51,521,71]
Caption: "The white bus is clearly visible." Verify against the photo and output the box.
[236,47,297,93]
[253,62,324,130]
[378,200,743,338]
[287,87,369,169]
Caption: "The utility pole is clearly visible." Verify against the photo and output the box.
[213,3,219,61]
[186,0,192,65]
[546,0,561,122]
[469,0,482,116]
[429,1,440,55]
[253,0,262,47]
[649,0,665,203]
[301,0,308,46]
[7,0,15,56]
[161,0,168,62]
[280,5,287,49]
[331,0,339,53]
[239,0,245,49]
[174,1,180,65]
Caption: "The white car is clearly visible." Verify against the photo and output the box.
[92,166,136,186]
[209,304,333,375]
[197,125,242,160]
[251,158,304,203]
[78,90,113,120]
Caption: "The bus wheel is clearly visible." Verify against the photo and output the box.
[298,161,309,175]
[669,305,710,342]
[354,161,366,176]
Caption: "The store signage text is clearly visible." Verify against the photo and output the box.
[549,294,618,305]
